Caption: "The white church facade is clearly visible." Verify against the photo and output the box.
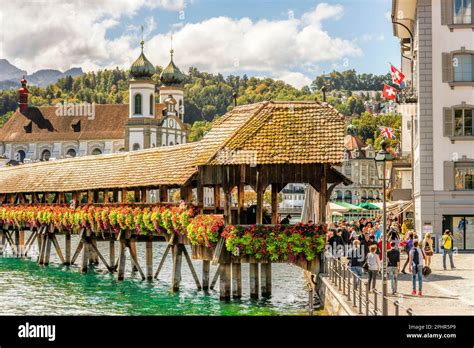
[0,40,189,163]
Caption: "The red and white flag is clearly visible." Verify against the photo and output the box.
[390,64,405,86]
[383,84,397,100]
[380,127,396,139]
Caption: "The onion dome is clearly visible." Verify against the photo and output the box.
[130,40,155,80]
[160,49,185,86]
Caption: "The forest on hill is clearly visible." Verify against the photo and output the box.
[0,67,398,144]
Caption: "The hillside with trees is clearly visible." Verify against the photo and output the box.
[0,68,398,146]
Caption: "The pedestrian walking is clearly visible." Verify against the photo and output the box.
[409,239,425,297]
[366,244,380,291]
[387,241,400,294]
[422,232,434,268]
[442,229,456,270]
[401,232,414,274]
[348,240,364,289]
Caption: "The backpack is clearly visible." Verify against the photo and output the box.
[413,248,419,267]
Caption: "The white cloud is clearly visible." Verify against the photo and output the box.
[385,11,392,21]
[145,3,362,86]
[0,0,186,72]
[274,71,312,89]
[0,1,361,88]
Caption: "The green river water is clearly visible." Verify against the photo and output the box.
[0,234,319,316]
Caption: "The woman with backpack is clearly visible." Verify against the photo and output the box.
[422,232,434,267]
[408,239,425,297]
[442,229,456,270]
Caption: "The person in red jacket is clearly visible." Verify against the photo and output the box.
[377,237,391,261]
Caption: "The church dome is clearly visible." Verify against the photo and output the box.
[130,40,155,80]
[160,49,185,86]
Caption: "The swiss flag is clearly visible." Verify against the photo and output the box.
[390,64,405,86]
[383,84,397,100]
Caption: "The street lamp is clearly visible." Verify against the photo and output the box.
[374,140,394,316]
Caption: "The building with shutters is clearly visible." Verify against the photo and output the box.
[392,0,474,250]
[0,40,189,162]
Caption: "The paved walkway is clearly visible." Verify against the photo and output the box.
[334,253,474,315]
[385,253,474,315]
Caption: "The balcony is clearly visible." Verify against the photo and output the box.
[397,86,418,104]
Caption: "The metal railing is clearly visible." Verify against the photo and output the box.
[324,255,413,316]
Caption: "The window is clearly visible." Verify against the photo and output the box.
[454,0,472,24]
[134,93,142,115]
[92,148,102,155]
[149,94,154,116]
[455,163,474,190]
[454,109,473,136]
[444,106,474,138]
[344,190,352,203]
[15,150,26,162]
[132,143,140,151]
[41,150,51,161]
[336,190,343,200]
[66,149,77,158]
[453,54,473,82]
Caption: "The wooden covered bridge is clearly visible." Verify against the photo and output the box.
[0,101,350,301]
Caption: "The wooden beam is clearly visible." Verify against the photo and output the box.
[210,264,221,290]
[43,234,52,266]
[129,239,138,272]
[213,184,221,212]
[145,236,153,280]
[154,244,171,279]
[89,239,114,272]
[171,244,183,292]
[182,246,202,290]
[202,260,210,290]
[219,263,231,301]
[197,184,204,214]
[109,239,115,271]
[50,234,65,264]
[319,164,328,224]
[159,186,168,203]
[271,184,279,224]
[0,228,5,256]
[260,263,272,297]
[128,242,146,280]
[64,233,71,265]
[117,240,127,280]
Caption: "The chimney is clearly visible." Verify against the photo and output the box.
[18,77,29,113]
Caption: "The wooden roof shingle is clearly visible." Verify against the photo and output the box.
[0,143,197,193]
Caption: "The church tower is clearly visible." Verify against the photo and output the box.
[158,45,188,146]
[125,37,159,151]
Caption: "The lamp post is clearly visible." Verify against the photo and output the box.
[374,140,394,316]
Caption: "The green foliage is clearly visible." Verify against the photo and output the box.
[0,67,392,132]
[350,112,401,149]
[311,69,391,92]
[188,120,212,142]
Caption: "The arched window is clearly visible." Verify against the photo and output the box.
[92,148,102,155]
[344,190,352,203]
[368,190,374,200]
[15,150,26,162]
[169,141,174,146]
[179,99,183,117]
[336,190,343,200]
[134,93,142,115]
[41,149,51,161]
[149,94,154,116]
[132,143,140,151]
[66,149,77,158]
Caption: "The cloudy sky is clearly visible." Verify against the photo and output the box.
[0,0,399,88]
